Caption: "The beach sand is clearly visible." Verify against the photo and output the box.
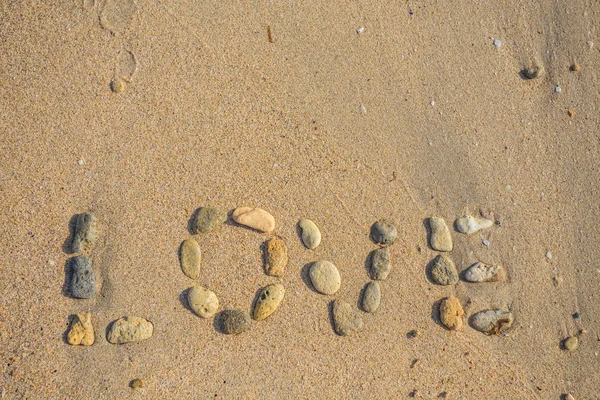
[1,1,599,398]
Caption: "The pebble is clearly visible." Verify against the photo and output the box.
[253,283,285,321]
[191,207,227,233]
[493,39,502,47]
[555,85,562,93]
[220,310,251,334]
[565,394,575,400]
[455,215,493,235]
[564,336,579,351]
[332,299,363,336]
[66,312,95,346]
[439,297,464,331]
[111,78,127,93]
[69,255,96,299]
[464,262,506,282]
[232,207,275,233]
[482,240,490,247]
[470,310,514,335]
[361,281,381,313]
[369,247,391,280]
[370,220,397,245]
[523,66,543,79]
[187,286,219,318]
[428,217,453,252]
[546,252,553,259]
[571,64,581,71]
[107,316,154,344]
[309,261,341,295]
[298,219,321,250]
[130,379,145,389]
[264,237,288,277]
[429,254,458,285]
[179,238,201,280]
[71,212,97,253]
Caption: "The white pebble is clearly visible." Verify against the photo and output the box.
[546,252,552,259]
[356,27,364,34]
[506,185,511,191]
[359,104,367,114]
[431,100,435,106]
[493,39,502,47]
[555,85,561,93]
[482,240,490,247]
[77,159,84,165]
[273,163,278,168]
[48,259,56,267]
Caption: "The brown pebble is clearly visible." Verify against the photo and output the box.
[568,110,574,117]
[130,379,145,389]
[439,296,464,331]
[570,64,581,71]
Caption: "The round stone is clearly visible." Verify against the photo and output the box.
[264,237,288,277]
[470,310,514,335]
[523,66,543,79]
[370,247,391,280]
[361,282,381,313]
[232,207,275,233]
[220,310,251,334]
[370,220,397,245]
[187,286,219,318]
[298,219,321,250]
[107,316,153,344]
[309,261,341,295]
[429,255,458,285]
[69,255,96,299]
[429,217,453,252]
[66,312,95,346]
[564,336,579,351]
[192,207,227,233]
[179,238,201,280]
[439,297,464,331]
[252,283,285,321]
[464,262,506,282]
[111,78,127,93]
[332,299,363,336]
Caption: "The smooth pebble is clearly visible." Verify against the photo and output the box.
[71,213,97,253]
[429,217,453,252]
[370,247,391,280]
[332,300,363,336]
[232,207,275,233]
[191,207,227,233]
[253,283,285,321]
[370,220,397,245]
[429,254,458,285]
[264,237,288,277]
[179,238,201,280]
[455,215,493,235]
[309,261,341,295]
[107,316,154,344]
[564,336,579,351]
[464,262,506,282]
[220,310,251,334]
[69,255,96,299]
[67,312,95,346]
[470,310,514,335]
[111,78,127,93]
[361,282,381,313]
[298,219,321,250]
[440,297,464,331]
[187,286,219,318]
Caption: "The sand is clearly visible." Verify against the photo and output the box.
[1,0,599,398]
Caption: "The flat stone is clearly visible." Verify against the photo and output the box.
[309,261,341,295]
[439,297,464,331]
[232,207,275,233]
[107,316,154,344]
[67,312,95,346]
[71,213,97,253]
[361,282,381,313]
[564,336,579,351]
[470,310,514,335]
[191,207,227,233]
[455,216,494,235]
[220,310,251,334]
[253,283,285,321]
[332,300,363,336]
[187,286,219,318]
[298,219,321,250]
[179,238,201,280]
[429,217,452,252]
[264,237,288,277]
[464,262,506,282]
[69,255,96,299]
[370,247,391,280]
[370,220,397,245]
[429,255,458,285]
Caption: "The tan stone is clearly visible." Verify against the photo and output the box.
[180,238,201,280]
[232,207,275,233]
[264,237,288,277]
[107,316,153,344]
[67,312,95,346]
[440,297,464,331]
[253,284,285,321]
[187,286,219,318]
[429,217,453,252]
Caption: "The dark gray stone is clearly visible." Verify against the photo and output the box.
[429,255,458,285]
[69,255,96,299]
[192,207,227,233]
[370,247,391,280]
[221,310,251,334]
[71,213,97,253]
[370,220,397,245]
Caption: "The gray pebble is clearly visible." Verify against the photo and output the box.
[470,309,514,335]
[464,262,506,282]
[309,260,341,295]
[361,282,381,313]
[298,219,321,250]
[332,299,363,336]
[564,336,579,351]
[370,220,397,245]
[370,247,391,280]
[429,255,458,285]
[71,213,97,253]
[429,217,452,252]
[69,255,96,299]
[220,310,251,334]
[192,207,227,233]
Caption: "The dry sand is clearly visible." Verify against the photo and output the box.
[1,0,599,398]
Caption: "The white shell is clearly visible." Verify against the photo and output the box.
[455,216,493,234]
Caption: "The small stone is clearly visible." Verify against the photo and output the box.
[253,283,285,321]
[107,316,154,344]
[573,312,581,319]
[71,213,97,253]
[523,66,543,79]
[370,220,397,245]
[555,85,562,93]
[77,159,84,165]
[66,312,95,346]
[309,261,341,295]
[220,310,251,334]
[482,240,490,247]
[179,238,201,280]
[564,394,575,400]
[493,39,502,47]
[570,64,581,71]
[232,207,275,233]
[298,219,321,250]
[332,300,362,336]
[369,247,391,280]
[130,379,145,389]
[428,217,452,252]
[111,78,127,93]
[187,286,219,318]
[470,310,514,335]
[361,281,381,313]
[191,207,227,233]
[464,262,506,282]
[69,255,96,299]
[564,336,579,351]
[439,297,464,331]
[455,216,493,235]
[546,252,553,259]
[264,237,288,277]
[429,255,458,285]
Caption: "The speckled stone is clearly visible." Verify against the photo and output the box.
[370,220,397,245]
[264,237,288,277]
[179,238,201,280]
[370,247,391,280]
[455,215,493,235]
[470,310,514,335]
[361,282,381,313]
[464,262,506,282]
[232,207,275,233]
[69,255,96,299]
[253,284,285,321]
[298,219,321,250]
[220,310,252,334]
[429,255,459,285]
[107,316,154,344]
[71,213,97,253]
[187,286,219,318]
[429,217,452,252]
[332,300,363,336]
[66,312,95,346]
[191,207,227,233]
[309,261,341,295]
[440,297,464,331]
